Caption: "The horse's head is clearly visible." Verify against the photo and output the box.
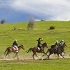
[18,45,25,50]
[55,42,58,46]
[63,42,67,48]
[42,42,48,48]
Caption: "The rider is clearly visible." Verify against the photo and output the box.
[12,40,18,52]
[59,40,64,47]
[37,38,43,50]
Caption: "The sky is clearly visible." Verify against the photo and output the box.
[0,0,70,22]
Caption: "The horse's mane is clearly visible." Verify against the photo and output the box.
[18,45,23,47]
[42,42,46,45]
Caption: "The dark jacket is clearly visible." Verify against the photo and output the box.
[12,41,18,47]
[37,38,43,48]
[59,42,63,47]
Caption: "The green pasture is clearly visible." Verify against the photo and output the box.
[0,21,70,70]
[0,21,70,55]
[0,59,70,70]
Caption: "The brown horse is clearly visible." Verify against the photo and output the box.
[4,45,24,59]
[46,42,67,59]
[27,42,48,59]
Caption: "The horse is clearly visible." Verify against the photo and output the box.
[27,42,48,59]
[4,45,24,59]
[46,42,67,59]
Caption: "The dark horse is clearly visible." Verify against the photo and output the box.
[27,42,48,59]
[4,45,24,59]
[46,42,67,59]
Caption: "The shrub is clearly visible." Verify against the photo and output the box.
[49,26,55,30]
[27,17,35,30]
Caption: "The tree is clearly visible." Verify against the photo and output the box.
[1,19,5,24]
[27,17,35,30]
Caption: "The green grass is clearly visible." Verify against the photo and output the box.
[0,21,70,70]
[0,59,70,70]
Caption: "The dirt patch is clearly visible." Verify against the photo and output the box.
[0,54,70,60]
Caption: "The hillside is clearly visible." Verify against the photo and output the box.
[0,21,70,56]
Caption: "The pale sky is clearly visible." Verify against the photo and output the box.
[0,0,70,22]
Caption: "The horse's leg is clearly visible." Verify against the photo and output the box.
[32,53,39,60]
[40,51,46,60]
[5,51,10,59]
[63,51,66,54]
[4,49,8,57]
[5,52,8,57]
[46,49,50,55]
[57,53,60,59]
[35,53,40,59]
[32,53,35,59]
[60,53,64,58]
[8,53,10,59]
[16,53,19,60]
[45,49,51,59]
[14,52,19,60]
[62,51,66,56]
[47,53,51,59]
[35,54,38,57]
[42,50,46,55]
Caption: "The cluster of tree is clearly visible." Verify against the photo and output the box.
[0,19,5,24]
[27,17,35,30]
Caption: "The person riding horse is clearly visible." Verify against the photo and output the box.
[46,42,66,59]
[37,38,43,51]
[59,40,64,47]
[12,40,18,52]
[51,40,64,50]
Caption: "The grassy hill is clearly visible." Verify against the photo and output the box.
[0,21,70,70]
[0,21,70,56]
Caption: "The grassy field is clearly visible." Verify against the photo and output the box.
[0,21,70,70]
[0,59,70,70]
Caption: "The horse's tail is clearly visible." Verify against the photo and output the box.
[27,48,33,53]
[4,48,8,56]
